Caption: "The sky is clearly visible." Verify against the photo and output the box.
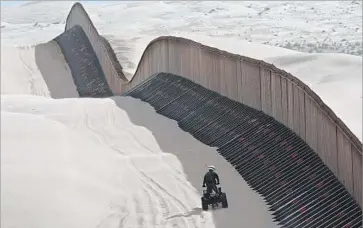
[1,1,29,7]
[0,0,113,7]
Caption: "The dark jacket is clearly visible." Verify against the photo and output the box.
[203,171,220,186]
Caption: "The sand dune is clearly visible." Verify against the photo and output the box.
[0,6,277,227]
[1,42,78,98]
[1,1,361,228]
[1,95,277,228]
[1,45,50,96]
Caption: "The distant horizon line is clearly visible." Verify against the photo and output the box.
[0,1,145,8]
[0,1,110,8]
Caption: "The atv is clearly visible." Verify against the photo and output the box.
[201,184,228,211]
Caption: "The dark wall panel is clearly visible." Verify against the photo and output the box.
[124,72,362,228]
[54,25,113,97]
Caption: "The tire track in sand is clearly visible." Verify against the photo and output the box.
[78,105,175,227]
[109,104,204,227]
[109,105,198,227]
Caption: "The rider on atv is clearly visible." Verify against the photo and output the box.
[202,165,220,196]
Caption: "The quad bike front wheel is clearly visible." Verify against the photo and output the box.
[221,193,228,208]
[201,197,209,211]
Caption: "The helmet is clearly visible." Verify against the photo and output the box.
[208,165,215,171]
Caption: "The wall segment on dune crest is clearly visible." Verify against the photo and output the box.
[61,2,362,207]
[54,25,113,97]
